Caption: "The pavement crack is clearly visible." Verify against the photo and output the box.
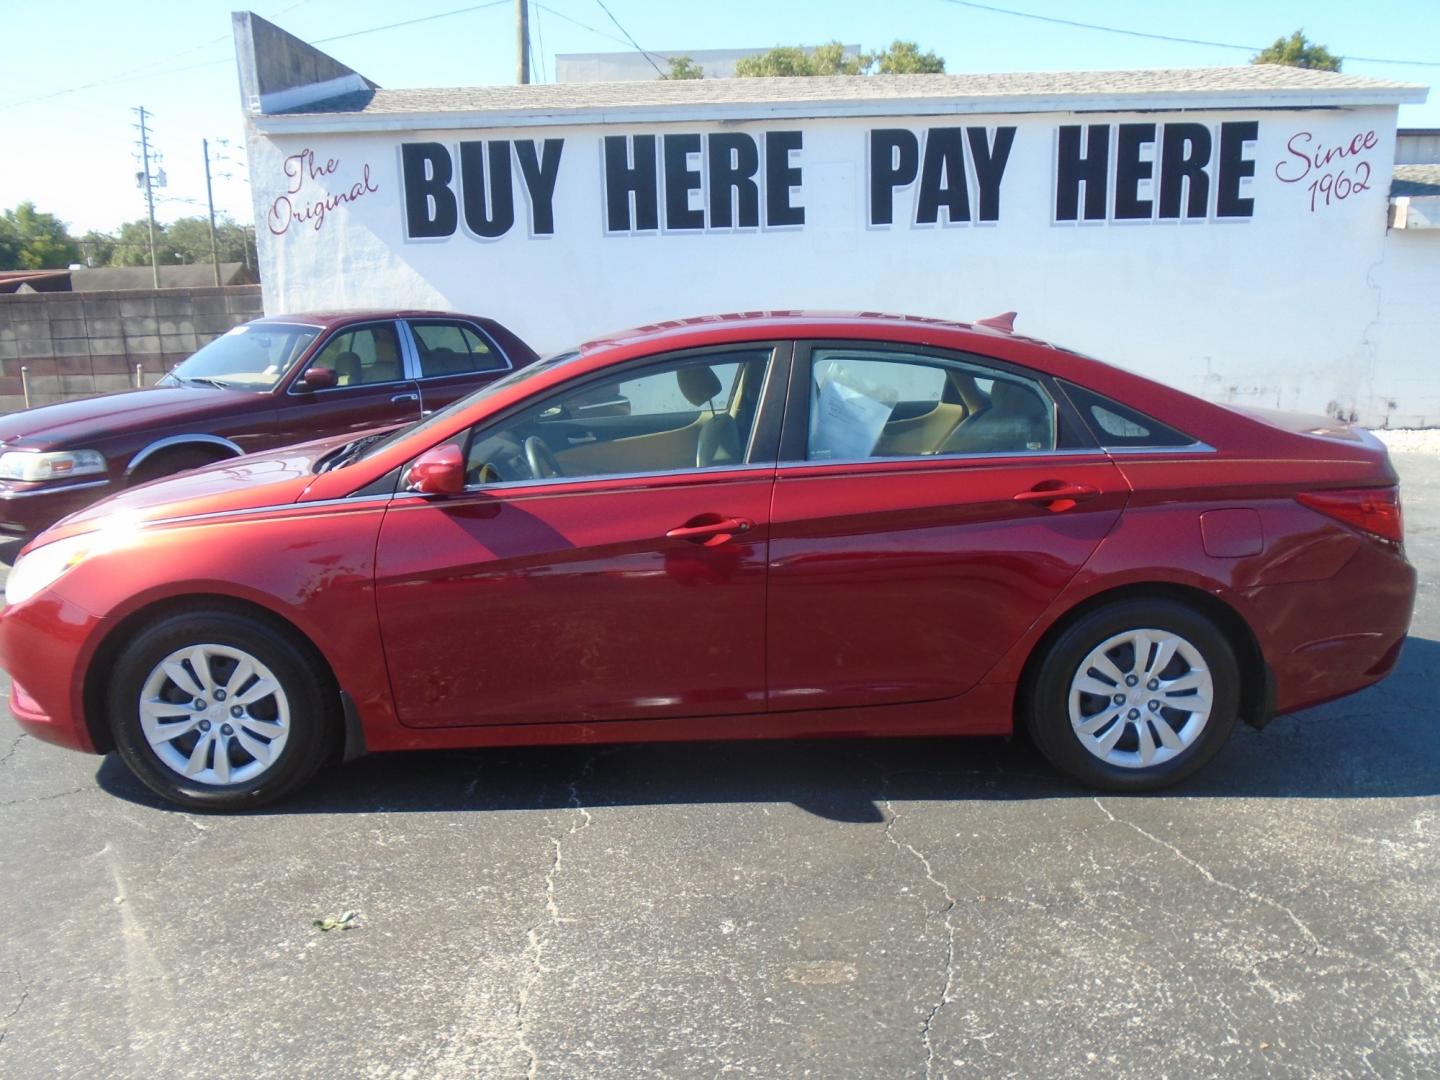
[0,732,27,768]
[882,786,959,1080]
[1093,797,1322,955]
[0,974,30,1047]
[514,750,606,1079]
[0,785,89,807]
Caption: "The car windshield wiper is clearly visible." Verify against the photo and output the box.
[180,375,232,390]
[319,433,386,473]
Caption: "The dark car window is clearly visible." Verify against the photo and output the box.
[306,323,406,387]
[166,322,319,391]
[460,349,773,486]
[410,321,508,378]
[1060,381,1199,448]
[806,348,1056,461]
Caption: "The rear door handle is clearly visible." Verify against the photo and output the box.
[666,517,753,543]
[392,392,419,404]
[1013,482,1099,511]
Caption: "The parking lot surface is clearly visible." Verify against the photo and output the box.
[1,454,1436,1079]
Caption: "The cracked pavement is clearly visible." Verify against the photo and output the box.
[0,452,1437,1078]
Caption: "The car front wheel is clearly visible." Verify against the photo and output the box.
[1024,598,1241,791]
[109,611,336,811]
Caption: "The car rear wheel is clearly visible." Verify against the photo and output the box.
[1024,598,1240,791]
[109,611,336,811]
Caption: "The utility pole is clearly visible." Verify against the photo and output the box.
[202,138,222,286]
[133,106,160,288]
[516,0,530,85]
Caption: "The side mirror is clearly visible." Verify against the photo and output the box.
[404,443,465,496]
[298,366,337,392]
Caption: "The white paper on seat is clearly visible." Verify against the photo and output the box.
[809,368,896,460]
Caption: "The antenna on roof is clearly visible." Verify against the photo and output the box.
[976,311,1017,333]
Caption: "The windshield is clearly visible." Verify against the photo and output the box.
[353,349,583,464]
[162,322,321,391]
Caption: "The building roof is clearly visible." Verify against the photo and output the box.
[254,64,1428,132]
[68,263,257,292]
[1393,164,1440,198]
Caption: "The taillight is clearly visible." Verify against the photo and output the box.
[1296,487,1404,544]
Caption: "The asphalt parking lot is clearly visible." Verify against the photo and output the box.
[0,454,1436,1079]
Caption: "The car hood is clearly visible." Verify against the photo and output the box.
[32,433,355,547]
[0,385,264,448]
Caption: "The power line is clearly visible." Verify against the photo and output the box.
[591,0,665,76]
[936,0,1440,69]
[530,2,631,49]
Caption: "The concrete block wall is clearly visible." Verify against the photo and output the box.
[0,286,263,415]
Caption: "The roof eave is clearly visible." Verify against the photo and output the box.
[251,86,1429,135]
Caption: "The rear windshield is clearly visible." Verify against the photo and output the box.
[162,322,321,391]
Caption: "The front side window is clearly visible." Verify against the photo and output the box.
[166,322,319,391]
[461,348,773,485]
[806,348,1056,461]
[410,320,507,378]
[306,323,406,387]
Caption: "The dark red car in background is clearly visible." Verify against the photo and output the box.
[0,309,535,536]
[0,312,1416,810]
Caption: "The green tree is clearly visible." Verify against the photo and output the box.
[734,41,868,77]
[734,40,942,77]
[76,231,115,267]
[108,219,168,267]
[873,40,945,74]
[0,202,80,270]
[661,55,704,80]
[1252,30,1341,71]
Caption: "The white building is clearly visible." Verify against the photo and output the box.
[234,13,1436,427]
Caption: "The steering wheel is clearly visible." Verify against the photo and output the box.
[523,435,564,479]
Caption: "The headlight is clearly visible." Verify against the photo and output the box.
[4,534,96,606]
[0,450,106,482]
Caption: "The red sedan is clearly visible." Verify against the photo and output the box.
[0,313,1416,810]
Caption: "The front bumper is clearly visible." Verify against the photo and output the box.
[0,478,112,537]
[0,592,108,753]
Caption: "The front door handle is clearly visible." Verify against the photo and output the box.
[1013,482,1099,512]
[666,516,753,544]
[392,392,420,405]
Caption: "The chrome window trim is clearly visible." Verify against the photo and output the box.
[777,448,1113,473]
[286,319,414,397]
[125,434,245,477]
[1101,442,1216,455]
[405,318,515,379]
[455,460,773,496]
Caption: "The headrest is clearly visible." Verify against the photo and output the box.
[677,365,723,407]
[990,380,1047,417]
[331,351,361,379]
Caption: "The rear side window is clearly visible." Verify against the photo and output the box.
[410,321,507,378]
[1061,381,1198,449]
[806,348,1056,460]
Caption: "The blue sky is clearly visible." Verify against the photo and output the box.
[1,0,1435,236]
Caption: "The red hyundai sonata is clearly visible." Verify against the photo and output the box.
[0,313,1416,810]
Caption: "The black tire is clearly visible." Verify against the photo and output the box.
[108,611,338,811]
[1023,598,1241,791]
[128,447,224,486]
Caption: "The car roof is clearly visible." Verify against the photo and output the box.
[576,310,1061,355]
[255,309,493,328]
